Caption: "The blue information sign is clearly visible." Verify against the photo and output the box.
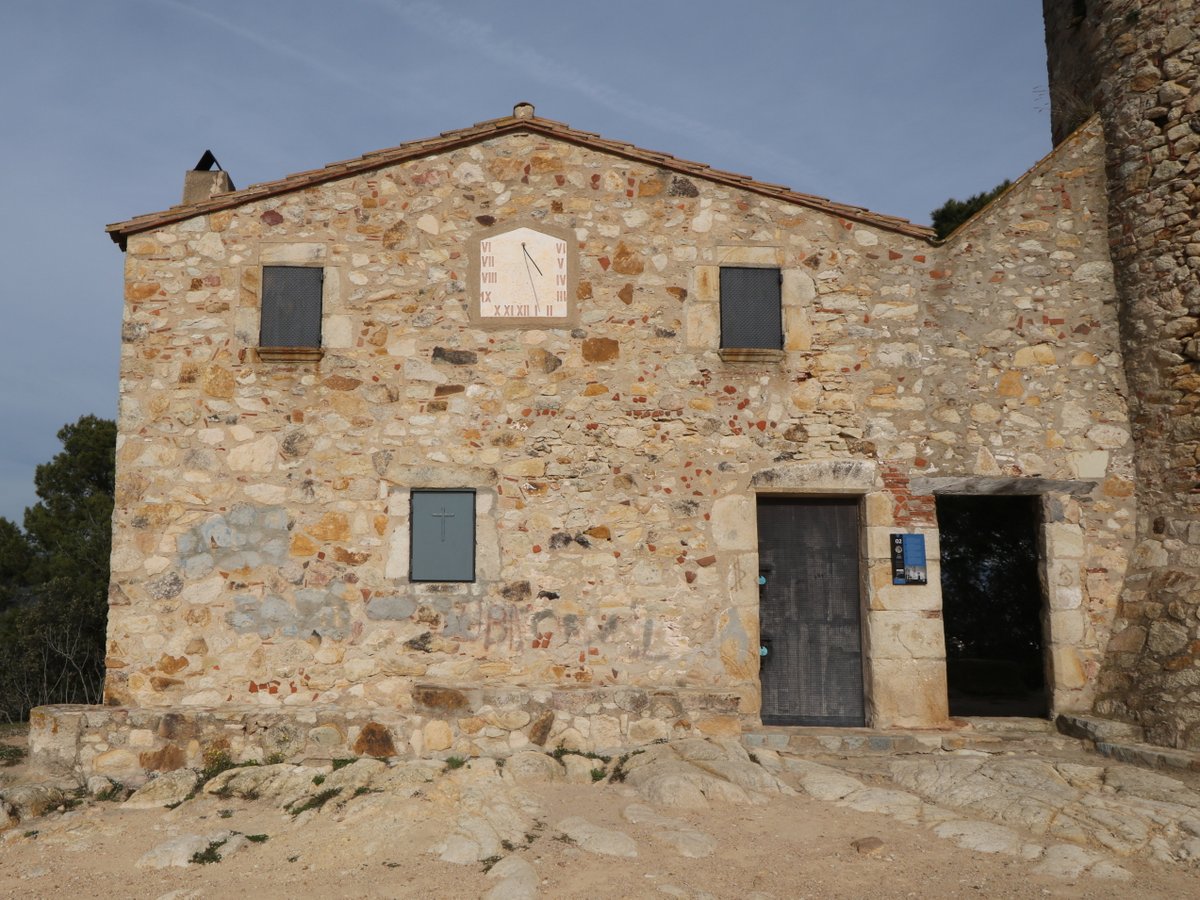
[890,533,928,585]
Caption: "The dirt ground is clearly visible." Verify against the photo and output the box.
[3,727,1200,899]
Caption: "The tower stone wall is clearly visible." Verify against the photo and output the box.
[1045,0,1200,747]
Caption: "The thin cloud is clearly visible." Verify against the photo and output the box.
[369,0,827,192]
[151,0,414,107]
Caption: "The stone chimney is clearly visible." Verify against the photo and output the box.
[182,150,235,205]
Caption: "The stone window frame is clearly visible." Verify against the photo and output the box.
[383,470,501,597]
[252,242,337,363]
[685,245,812,363]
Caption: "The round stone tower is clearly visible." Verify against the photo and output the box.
[1044,0,1200,747]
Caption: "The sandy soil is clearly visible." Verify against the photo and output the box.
[3,727,1200,899]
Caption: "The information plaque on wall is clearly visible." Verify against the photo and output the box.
[891,533,928,585]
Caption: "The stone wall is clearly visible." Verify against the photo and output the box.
[1044,0,1200,749]
[30,688,739,785]
[98,107,1130,763]
[933,119,1132,713]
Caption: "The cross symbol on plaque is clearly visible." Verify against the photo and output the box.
[430,506,455,542]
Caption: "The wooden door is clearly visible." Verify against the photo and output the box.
[757,497,864,726]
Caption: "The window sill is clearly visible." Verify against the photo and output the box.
[256,347,324,363]
[718,348,785,364]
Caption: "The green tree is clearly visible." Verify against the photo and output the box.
[0,517,31,612]
[23,415,116,600]
[931,180,1012,239]
[0,415,115,721]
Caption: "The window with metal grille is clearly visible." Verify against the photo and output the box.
[260,266,323,348]
[410,490,476,582]
[719,266,782,349]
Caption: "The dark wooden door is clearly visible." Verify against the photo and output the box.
[757,497,864,726]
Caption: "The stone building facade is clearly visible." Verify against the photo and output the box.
[1044,0,1200,750]
[33,98,1138,778]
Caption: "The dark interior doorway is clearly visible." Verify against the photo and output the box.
[936,494,1048,718]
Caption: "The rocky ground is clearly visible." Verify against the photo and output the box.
[3,724,1200,899]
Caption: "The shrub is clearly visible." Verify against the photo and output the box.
[288,788,340,817]
[190,838,227,865]
[200,747,238,782]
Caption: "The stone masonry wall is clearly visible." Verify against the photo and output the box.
[1045,0,1200,749]
[931,118,1132,712]
[102,112,1131,755]
[30,688,740,784]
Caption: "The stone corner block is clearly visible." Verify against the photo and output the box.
[710,494,755,551]
[867,658,949,729]
[684,301,719,350]
[781,268,816,306]
[692,265,719,303]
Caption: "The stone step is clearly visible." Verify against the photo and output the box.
[1054,713,1142,744]
[959,716,1058,735]
[1055,714,1200,774]
[742,720,1081,758]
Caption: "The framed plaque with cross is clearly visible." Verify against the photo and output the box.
[410,489,476,582]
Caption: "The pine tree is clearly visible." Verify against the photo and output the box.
[931,180,1012,239]
[0,416,115,720]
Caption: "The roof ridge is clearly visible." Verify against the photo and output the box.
[106,108,936,246]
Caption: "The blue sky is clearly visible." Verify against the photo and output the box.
[0,0,1051,525]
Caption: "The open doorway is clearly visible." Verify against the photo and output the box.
[936,494,1047,718]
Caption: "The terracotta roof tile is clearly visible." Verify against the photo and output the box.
[106,108,936,247]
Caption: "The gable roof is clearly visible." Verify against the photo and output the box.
[106,104,936,249]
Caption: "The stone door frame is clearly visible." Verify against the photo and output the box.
[916,476,1098,719]
[748,460,877,727]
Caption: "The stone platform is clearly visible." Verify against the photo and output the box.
[743,715,1200,776]
[29,685,742,786]
[742,716,1080,759]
